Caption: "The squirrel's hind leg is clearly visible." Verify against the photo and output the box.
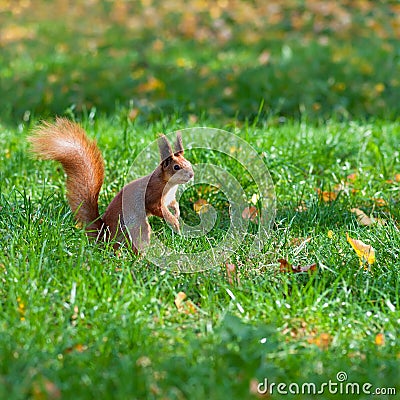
[128,219,151,252]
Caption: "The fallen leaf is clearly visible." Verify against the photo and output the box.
[242,206,258,222]
[351,208,373,226]
[375,333,385,346]
[64,343,88,354]
[137,76,165,93]
[258,50,271,65]
[346,233,375,267]
[307,332,332,350]
[282,319,312,339]
[249,378,270,398]
[295,201,307,212]
[317,188,337,202]
[348,351,366,360]
[374,198,387,207]
[346,173,358,182]
[136,356,152,367]
[278,259,317,274]
[193,199,210,214]
[188,114,198,124]
[250,193,260,205]
[128,108,139,121]
[174,291,197,314]
[327,230,334,239]
[395,173,400,182]
[32,378,61,400]
[351,208,385,226]
[74,343,88,353]
[174,291,186,308]
[226,263,240,285]
[290,237,309,246]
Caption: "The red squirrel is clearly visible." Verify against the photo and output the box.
[28,118,194,252]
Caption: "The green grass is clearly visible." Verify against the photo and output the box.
[0,113,399,399]
[1,1,400,398]
[1,1,400,122]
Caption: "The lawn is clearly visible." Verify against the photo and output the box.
[1,115,399,399]
[0,1,400,399]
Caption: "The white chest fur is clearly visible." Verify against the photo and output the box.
[163,184,178,206]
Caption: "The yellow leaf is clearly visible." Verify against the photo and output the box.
[374,83,385,93]
[327,230,334,239]
[250,193,259,205]
[307,332,332,350]
[374,198,387,207]
[174,291,197,314]
[375,333,385,346]
[137,77,165,93]
[346,233,375,266]
[317,188,337,202]
[193,199,210,214]
[174,291,187,309]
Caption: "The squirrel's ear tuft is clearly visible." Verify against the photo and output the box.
[158,134,173,161]
[174,131,184,154]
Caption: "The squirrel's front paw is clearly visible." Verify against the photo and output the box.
[169,218,180,233]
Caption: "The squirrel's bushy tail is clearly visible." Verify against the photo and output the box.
[28,117,105,235]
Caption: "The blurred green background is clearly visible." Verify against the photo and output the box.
[1,0,399,123]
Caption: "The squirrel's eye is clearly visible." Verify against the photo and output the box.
[173,165,181,171]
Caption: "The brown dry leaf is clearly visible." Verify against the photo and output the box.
[174,291,197,314]
[188,114,198,124]
[346,233,375,267]
[278,259,317,274]
[351,208,385,226]
[290,237,309,246]
[375,333,385,346]
[137,76,165,93]
[193,199,209,214]
[295,201,307,212]
[258,50,271,65]
[128,108,139,121]
[242,206,258,222]
[282,319,312,339]
[226,263,240,285]
[74,343,88,353]
[317,188,337,202]
[249,378,270,398]
[374,198,387,207]
[32,377,61,400]
[174,291,187,309]
[64,343,88,354]
[307,332,332,350]
[351,208,374,226]
[346,173,358,182]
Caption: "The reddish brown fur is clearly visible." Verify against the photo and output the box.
[28,118,104,235]
[28,119,194,251]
